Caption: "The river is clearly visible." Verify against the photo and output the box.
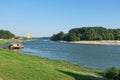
[21,39,120,69]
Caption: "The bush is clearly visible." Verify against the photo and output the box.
[104,66,120,80]
[118,70,120,80]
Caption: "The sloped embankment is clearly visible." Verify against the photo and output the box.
[0,49,104,80]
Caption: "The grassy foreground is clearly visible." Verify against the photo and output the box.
[0,49,105,80]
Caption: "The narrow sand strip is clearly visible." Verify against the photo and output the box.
[68,40,120,45]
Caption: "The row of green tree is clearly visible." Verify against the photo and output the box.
[0,29,15,39]
[51,27,120,41]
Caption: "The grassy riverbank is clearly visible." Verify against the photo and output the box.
[0,49,105,80]
[0,39,9,44]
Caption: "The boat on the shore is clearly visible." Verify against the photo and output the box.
[9,43,24,50]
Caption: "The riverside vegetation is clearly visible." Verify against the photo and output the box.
[51,27,120,41]
[0,29,15,39]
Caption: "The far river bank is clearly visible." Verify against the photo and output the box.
[68,40,120,45]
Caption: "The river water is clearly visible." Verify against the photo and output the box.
[21,39,120,69]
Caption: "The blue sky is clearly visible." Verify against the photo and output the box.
[0,0,120,37]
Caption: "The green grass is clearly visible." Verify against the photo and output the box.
[0,39,9,44]
[0,49,105,80]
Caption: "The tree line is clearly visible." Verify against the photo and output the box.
[0,29,15,39]
[51,27,120,41]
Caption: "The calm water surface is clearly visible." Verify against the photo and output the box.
[21,39,120,69]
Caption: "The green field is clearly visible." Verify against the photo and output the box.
[0,48,105,80]
[0,39,8,44]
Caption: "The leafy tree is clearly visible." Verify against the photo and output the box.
[50,26,120,41]
[51,32,65,41]
[114,29,120,40]
[0,29,15,39]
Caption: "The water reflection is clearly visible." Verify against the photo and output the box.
[9,48,22,52]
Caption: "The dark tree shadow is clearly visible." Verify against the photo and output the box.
[58,70,107,80]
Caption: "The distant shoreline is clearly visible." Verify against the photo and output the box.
[68,40,120,45]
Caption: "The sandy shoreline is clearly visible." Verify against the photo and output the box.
[68,40,120,45]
